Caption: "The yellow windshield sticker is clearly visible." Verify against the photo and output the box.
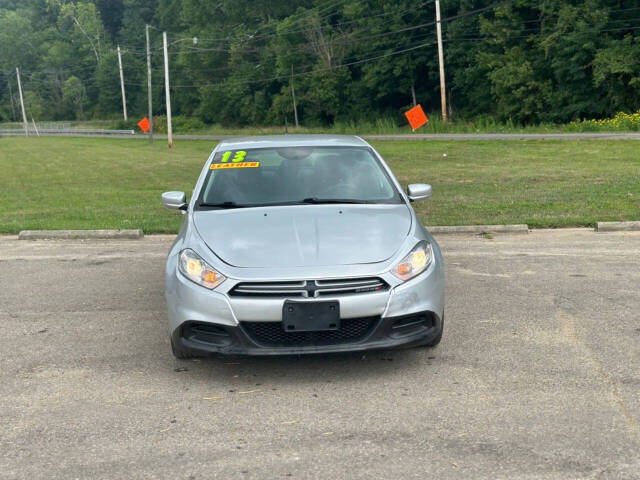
[211,161,260,170]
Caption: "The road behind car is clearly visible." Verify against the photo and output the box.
[0,229,638,479]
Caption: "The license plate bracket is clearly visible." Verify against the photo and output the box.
[282,300,340,332]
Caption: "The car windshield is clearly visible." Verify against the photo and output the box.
[197,146,402,208]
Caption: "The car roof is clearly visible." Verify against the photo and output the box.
[216,134,370,151]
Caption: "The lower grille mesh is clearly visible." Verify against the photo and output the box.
[241,316,379,347]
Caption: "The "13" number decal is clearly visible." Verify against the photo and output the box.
[220,151,247,163]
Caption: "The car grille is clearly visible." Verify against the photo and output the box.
[229,277,388,298]
[241,316,379,347]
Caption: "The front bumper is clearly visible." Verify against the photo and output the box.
[171,311,442,356]
[165,250,445,356]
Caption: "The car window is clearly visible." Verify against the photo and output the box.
[197,146,401,208]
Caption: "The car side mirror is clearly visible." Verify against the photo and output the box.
[162,191,187,211]
[407,184,432,202]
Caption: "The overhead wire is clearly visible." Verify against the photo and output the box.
[147,0,511,58]
[154,0,437,56]
[13,0,640,96]
[124,38,442,89]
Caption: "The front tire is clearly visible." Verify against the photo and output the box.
[171,337,200,359]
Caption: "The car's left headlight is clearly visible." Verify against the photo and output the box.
[178,249,226,289]
[391,241,433,281]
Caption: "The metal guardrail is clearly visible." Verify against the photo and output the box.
[0,128,135,135]
[35,122,72,130]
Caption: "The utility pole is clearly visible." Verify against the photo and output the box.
[117,45,128,121]
[411,83,417,107]
[290,65,299,128]
[146,25,153,145]
[163,31,173,149]
[15,68,28,137]
[435,0,447,123]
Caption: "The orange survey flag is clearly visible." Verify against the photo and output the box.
[405,105,428,131]
[137,117,150,133]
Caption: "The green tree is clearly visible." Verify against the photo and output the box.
[63,75,87,118]
[593,35,640,113]
[95,51,121,116]
[1,0,640,126]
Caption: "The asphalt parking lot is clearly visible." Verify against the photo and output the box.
[1,229,639,479]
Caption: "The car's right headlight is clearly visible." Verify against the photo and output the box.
[391,241,433,281]
[178,249,226,289]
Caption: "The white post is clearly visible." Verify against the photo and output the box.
[163,31,173,149]
[146,25,153,145]
[435,0,447,123]
[117,45,128,121]
[16,67,29,137]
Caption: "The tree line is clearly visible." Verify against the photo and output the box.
[0,0,639,127]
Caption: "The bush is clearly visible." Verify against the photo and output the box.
[568,111,640,132]
[152,115,167,133]
[141,115,205,134]
[113,119,138,131]
[172,116,206,132]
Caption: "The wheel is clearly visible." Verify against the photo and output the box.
[171,337,200,359]
[419,314,444,348]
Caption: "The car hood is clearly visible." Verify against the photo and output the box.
[193,204,412,268]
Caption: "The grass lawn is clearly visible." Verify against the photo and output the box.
[0,136,638,233]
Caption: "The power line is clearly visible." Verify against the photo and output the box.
[122,17,640,92]
[146,3,640,48]
[138,0,436,58]
[123,1,521,88]
[16,17,640,85]
[0,0,518,92]
[154,1,437,56]
[449,20,640,40]
[234,0,437,43]
[182,0,518,56]
[13,0,640,97]
[439,24,640,43]
[447,14,640,35]
[124,38,441,90]
[25,17,640,88]
[148,0,511,59]
[303,0,518,49]
[181,0,612,76]
[138,0,352,47]
[251,0,352,39]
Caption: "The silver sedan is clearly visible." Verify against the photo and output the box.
[162,135,444,357]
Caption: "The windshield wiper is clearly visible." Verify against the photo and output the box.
[301,197,369,204]
[198,201,248,209]
[199,199,370,209]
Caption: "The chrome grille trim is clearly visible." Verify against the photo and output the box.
[229,277,388,298]
[315,278,382,287]
[237,281,306,289]
[233,288,304,295]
